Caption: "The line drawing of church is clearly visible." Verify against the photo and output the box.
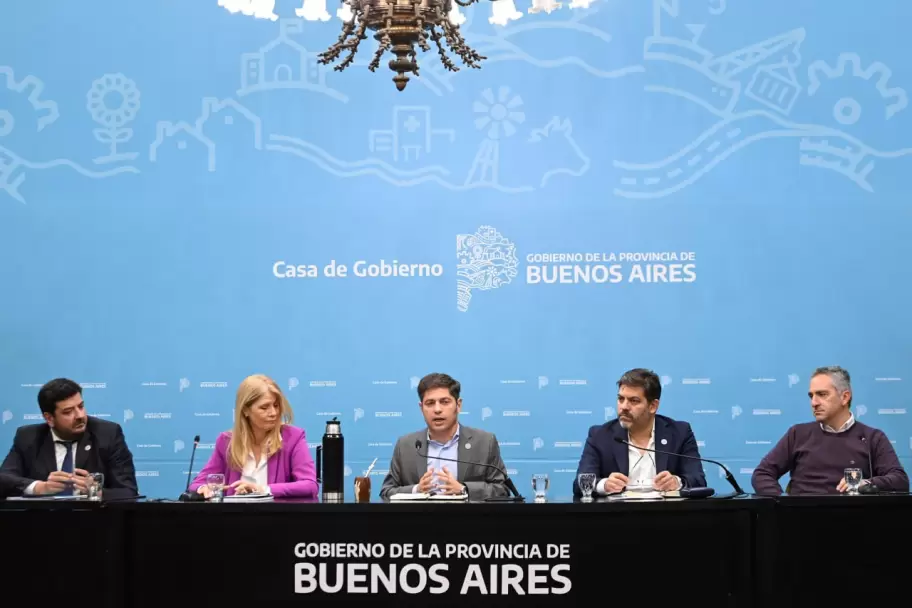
[236,18,347,103]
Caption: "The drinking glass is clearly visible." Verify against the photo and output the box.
[354,476,372,503]
[577,473,596,502]
[206,473,226,502]
[844,468,862,495]
[86,473,104,501]
[532,473,550,502]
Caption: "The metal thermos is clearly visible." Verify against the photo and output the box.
[316,417,344,502]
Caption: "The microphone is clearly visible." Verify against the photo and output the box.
[859,436,879,494]
[179,435,205,502]
[414,439,524,502]
[861,436,874,480]
[613,437,745,496]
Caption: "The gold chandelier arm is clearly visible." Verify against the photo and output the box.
[318,0,488,89]
[429,26,459,72]
[336,16,370,70]
[441,15,485,67]
[369,18,393,72]
[317,19,357,65]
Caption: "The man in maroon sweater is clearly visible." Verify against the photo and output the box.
[751,366,908,496]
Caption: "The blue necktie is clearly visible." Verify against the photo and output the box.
[58,441,74,495]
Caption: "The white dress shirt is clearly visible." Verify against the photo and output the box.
[413,426,462,494]
[821,413,854,433]
[242,451,271,494]
[24,429,77,495]
[595,421,681,494]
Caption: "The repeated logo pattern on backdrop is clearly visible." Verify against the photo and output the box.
[1,1,910,499]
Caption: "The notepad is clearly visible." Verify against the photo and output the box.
[622,490,664,500]
[221,493,274,503]
[390,492,432,501]
[428,493,468,501]
[389,492,468,501]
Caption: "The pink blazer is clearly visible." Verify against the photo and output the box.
[189,424,318,498]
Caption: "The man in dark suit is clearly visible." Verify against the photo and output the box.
[0,378,138,499]
[0,472,29,498]
[573,368,706,497]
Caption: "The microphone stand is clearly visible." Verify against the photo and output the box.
[178,435,205,502]
[613,437,747,497]
[415,440,525,502]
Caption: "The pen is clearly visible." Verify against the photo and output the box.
[363,457,378,477]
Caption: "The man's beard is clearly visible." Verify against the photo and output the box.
[56,424,86,441]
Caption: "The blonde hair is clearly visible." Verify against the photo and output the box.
[227,374,294,471]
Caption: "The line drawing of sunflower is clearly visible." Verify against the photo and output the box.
[87,73,141,164]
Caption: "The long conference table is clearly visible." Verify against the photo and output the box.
[2,493,910,607]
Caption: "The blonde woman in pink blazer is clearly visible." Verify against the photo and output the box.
[190,375,317,498]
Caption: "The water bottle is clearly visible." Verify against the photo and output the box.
[316,417,344,502]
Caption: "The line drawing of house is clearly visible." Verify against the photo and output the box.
[149,122,216,172]
[196,97,264,150]
[237,18,347,103]
[368,106,456,162]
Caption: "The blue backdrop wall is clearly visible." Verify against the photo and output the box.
[1,0,910,500]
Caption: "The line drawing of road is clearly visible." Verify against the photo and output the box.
[613,109,912,198]
[0,145,138,204]
[614,2,912,198]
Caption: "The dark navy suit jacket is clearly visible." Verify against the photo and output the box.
[0,472,29,498]
[573,414,707,496]
[0,417,138,499]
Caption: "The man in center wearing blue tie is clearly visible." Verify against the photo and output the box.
[380,373,509,500]
[573,368,707,497]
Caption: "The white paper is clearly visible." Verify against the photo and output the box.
[221,493,274,502]
[428,493,468,501]
[389,492,431,501]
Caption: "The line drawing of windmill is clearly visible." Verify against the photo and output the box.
[464,87,525,187]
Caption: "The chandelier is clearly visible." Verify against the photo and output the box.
[217,0,589,91]
[318,0,586,91]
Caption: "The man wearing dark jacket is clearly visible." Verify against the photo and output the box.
[573,368,706,497]
[0,472,29,498]
[1,378,138,499]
